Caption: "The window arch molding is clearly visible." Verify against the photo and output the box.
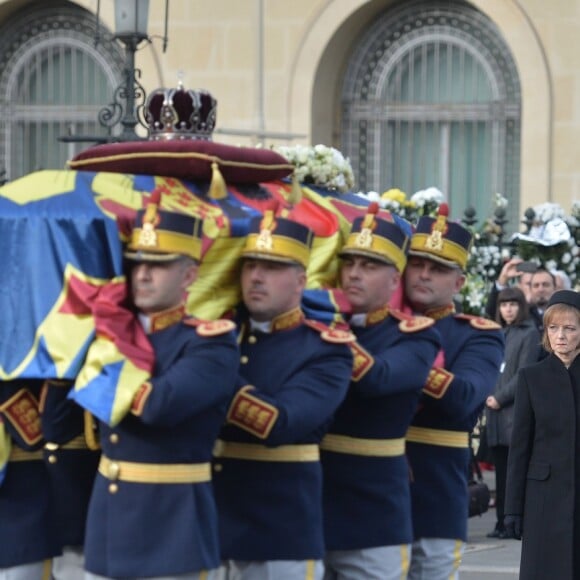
[372,31,503,101]
[0,1,125,180]
[340,0,522,226]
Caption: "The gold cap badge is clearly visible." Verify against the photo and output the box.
[355,202,378,249]
[137,190,161,248]
[425,203,449,251]
[256,211,275,251]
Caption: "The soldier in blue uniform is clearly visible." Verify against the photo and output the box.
[0,379,60,579]
[321,203,441,580]
[40,379,100,580]
[403,205,504,579]
[213,211,354,580]
[81,202,240,579]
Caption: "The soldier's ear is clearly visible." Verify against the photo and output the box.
[453,272,466,293]
[391,269,401,286]
[182,261,199,288]
[297,267,307,291]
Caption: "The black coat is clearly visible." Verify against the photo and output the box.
[505,353,580,580]
[485,319,541,447]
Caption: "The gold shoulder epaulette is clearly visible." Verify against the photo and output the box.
[455,313,501,330]
[184,318,236,336]
[390,309,435,332]
[303,319,356,344]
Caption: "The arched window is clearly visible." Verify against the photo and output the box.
[341,0,521,227]
[0,2,124,180]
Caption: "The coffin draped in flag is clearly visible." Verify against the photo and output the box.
[0,163,408,471]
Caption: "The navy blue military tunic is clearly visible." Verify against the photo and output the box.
[322,307,441,550]
[0,379,60,567]
[213,308,353,561]
[40,381,100,549]
[406,306,504,541]
[83,312,239,578]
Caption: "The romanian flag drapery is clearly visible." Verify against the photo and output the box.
[0,171,126,381]
[0,171,155,427]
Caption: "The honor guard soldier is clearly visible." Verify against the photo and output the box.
[403,204,504,579]
[40,379,100,580]
[321,203,440,580]
[213,211,354,580]
[83,201,239,579]
[0,379,60,579]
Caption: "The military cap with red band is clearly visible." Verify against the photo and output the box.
[409,203,473,270]
[339,202,409,272]
[241,210,313,268]
[125,189,203,262]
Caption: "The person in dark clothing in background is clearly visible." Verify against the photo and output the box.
[484,287,541,539]
[505,290,580,579]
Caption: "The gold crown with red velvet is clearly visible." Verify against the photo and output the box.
[144,82,217,141]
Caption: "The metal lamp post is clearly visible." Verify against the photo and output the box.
[98,0,150,141]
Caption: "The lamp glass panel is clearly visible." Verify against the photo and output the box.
[114,0,150,37]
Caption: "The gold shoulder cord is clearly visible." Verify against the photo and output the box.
[83,410,101,451]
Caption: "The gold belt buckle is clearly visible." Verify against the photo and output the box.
[107,460,120,481]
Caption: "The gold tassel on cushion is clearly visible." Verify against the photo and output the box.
[280,172,303,217]
[288,172,303,206]
[208,160,227,200]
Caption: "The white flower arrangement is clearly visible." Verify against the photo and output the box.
[354,187,443,222]
[457,276,490,316]
[410,187,445,210]
[532,202,566,224]
[274,144,355,193]
[467,242,503,280]
[493,192,509,209]
[509,201,579,288]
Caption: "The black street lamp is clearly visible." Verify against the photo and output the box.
[60,0,169,145]
[98,0,151,141]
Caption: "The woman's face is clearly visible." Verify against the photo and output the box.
[546,311,580,360]
[499,300,519,325]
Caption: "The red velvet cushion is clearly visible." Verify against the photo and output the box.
[68,140,294,183]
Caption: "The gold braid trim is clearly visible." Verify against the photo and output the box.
[83,410,100,451]
[68,151,293,172]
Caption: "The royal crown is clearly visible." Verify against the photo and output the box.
[145,82,217,141]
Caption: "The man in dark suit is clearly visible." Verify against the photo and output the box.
[527,268,557,333]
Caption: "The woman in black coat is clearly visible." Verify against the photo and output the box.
[485,287,541,538]
[505,290,580,579]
